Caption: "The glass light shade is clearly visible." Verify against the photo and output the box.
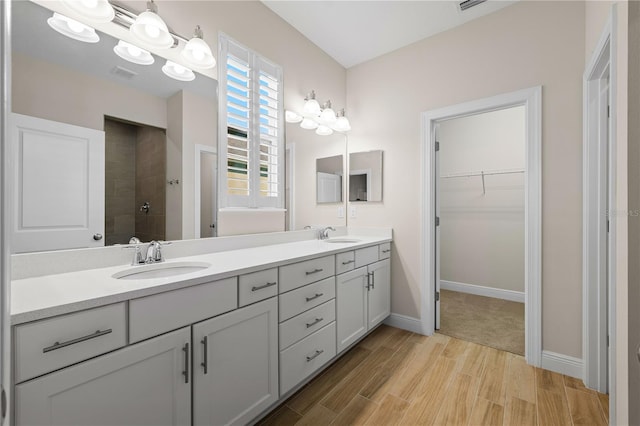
[114,40,154,65]
[333,116,351,132]
[162,60,195,81]
[320,107,337,124]
[285,110,303,123]
[47,13,99,43]
[316,125,334,136]
[62,0,115,23]
[300,118,319,130]
[181,36,216,69]
[130,10,173,49]
[303,98,321,116]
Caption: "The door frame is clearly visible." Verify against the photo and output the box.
[583,6,617,406]
[194,144,217,238]
[420,86,542,366]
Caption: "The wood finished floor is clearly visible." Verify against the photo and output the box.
[260,325,608,426]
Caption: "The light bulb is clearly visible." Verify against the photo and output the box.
[67,20,85,33]
[62,0,114,23]
[316,125,334,136]
[181,29,216,69]
[285,110,303,123]
[303,98,321,116]
[162,60,195,81]
[47,13,99,43]
[130,9,173,49]
[82,0,98,8]
[334,116,351,132]
[320,105,337,124]
[114,40,154,65]
[300,118,319,130]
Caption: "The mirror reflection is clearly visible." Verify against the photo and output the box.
[349,150,383,202]
[11,0,217,252]
[316,155,343,204]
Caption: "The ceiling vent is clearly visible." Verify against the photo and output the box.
[459,0,487,11]
[110,66,138,80]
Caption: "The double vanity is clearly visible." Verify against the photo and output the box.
[10,229,392,425]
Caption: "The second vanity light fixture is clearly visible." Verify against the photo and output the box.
[47,0,216,82]
[285,90,351,136]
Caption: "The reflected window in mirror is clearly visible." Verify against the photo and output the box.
[218,33,284,209]
[349,150,383,202]
[316,155,344,204]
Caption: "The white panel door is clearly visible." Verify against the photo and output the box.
[368,259,391,329]
[435,124,441,330]
[193,297,279,426]
[15,327,191,426]
[317,172,341,203]
[336,267,368,353]
[11,113,105,252]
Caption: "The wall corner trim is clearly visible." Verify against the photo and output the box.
[384,313,427,335]
[541,350,583,379]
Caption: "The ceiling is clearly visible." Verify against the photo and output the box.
[262,0,517,69]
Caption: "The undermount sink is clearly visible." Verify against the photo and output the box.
[324,238,362,244]
[112,261,211,280]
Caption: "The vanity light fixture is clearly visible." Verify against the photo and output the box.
[129,0,173,49]
[114,40,154,65]
[181,25,216,69]
[162,60,195,81]
[61,0,115,23]
[47,12,100,43]
[285,90,351,135]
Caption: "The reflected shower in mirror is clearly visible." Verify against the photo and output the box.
[349,150,383,202]
[316,155,344,204]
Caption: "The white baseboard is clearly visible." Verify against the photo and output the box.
[440,280,525,303]
[541,350,583,379]
[384,313,427,335]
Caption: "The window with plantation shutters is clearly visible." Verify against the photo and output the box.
[218,34,284,209]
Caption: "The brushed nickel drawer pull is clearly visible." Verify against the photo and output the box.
[306,349,324,362]
[341,260,355,265]
[305,268,323,275]
[371,271,375,289]
[43,329,113,353]
[305,293,324,302]
[306,317,324,328]
[382,249,391,253]
[251,282,277,292]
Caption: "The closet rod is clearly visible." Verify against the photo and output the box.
[439,168,524,179]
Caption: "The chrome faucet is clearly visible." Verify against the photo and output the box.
[145,241,162,263]
[319,226,336,240]
[124,237,144,265]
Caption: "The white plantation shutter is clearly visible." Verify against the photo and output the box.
[219,34,284,208]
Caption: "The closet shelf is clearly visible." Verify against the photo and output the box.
[440,168,524,195]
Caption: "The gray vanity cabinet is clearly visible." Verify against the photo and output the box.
[337,249,391,354]
[192,297,279,426]
[14,327,191,426]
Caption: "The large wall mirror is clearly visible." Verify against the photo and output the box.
[349,150,383,202]
[11,0,218,253]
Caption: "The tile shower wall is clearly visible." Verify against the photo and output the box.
[135,126,166,242]
[105,119,136,246]
[105,119,166,245]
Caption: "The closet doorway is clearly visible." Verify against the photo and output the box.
[421,87,542,365]
[435,107,526,355]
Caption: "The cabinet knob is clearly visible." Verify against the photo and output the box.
[93,233,103,241]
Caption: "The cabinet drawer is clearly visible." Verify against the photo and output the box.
[14,303,126,383]
[279,255,335,293]
[129,277,237,343]
[336,251,355,275]
[355,246,379,268]
[279,277,335,322]
[279,299,336,350]
[279,322,336,395]
[239,268,278,307]
[379,243,391,260]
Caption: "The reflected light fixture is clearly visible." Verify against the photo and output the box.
[130,0,174,49]
[47,12,100,43]
[285,90,351,135]
[181,25,216,69]
[162,60,195,81]
[316,125,333,136]
[114,40,154,65]
[62,0,115,23]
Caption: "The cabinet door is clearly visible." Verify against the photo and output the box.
[193,297,278,426]
[336,267,368,353]
[368,259,391,328]
[15,327,191,426]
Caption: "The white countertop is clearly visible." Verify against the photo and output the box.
[11,235,391,325]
